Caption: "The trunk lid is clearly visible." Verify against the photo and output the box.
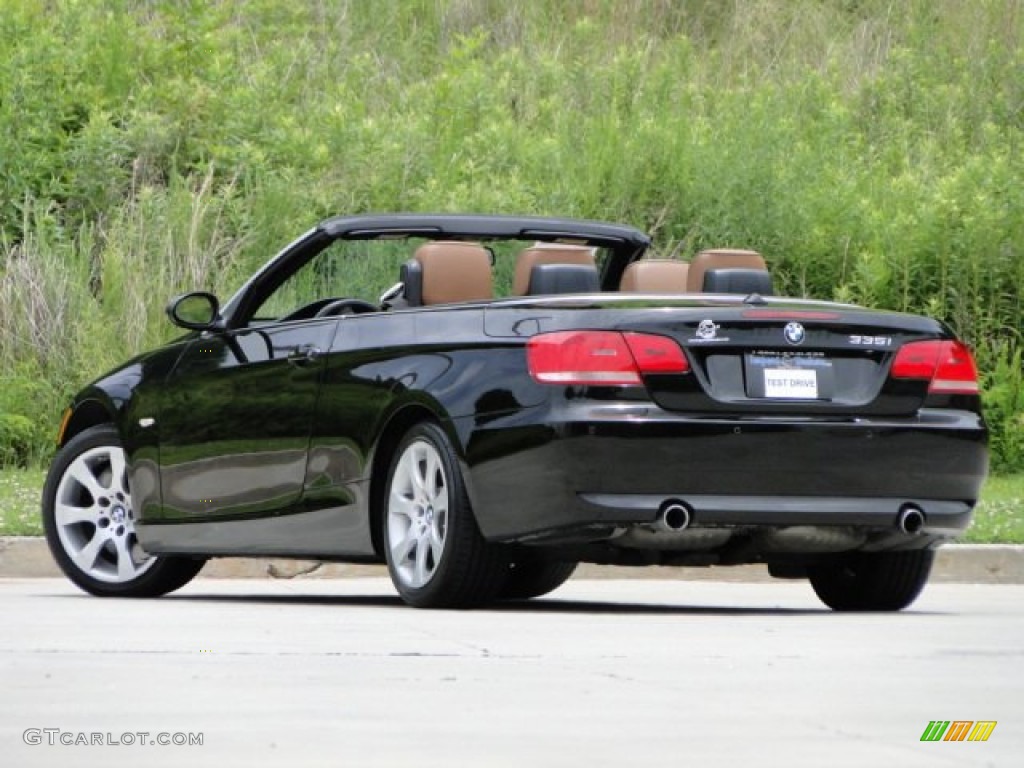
[486,294,953,417]
[621,304,947,416]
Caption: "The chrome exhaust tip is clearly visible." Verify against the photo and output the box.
[897,505,926,535]
[656,501,692,532]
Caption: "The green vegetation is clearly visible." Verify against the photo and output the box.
[964,474,1024,543]
[0,468,44,536]
[0,0,1022,471]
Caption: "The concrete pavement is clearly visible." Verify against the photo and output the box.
[1,577,1021,767]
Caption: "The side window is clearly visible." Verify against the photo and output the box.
[249,238,422,323]
[253,244,346,321]
[245,237,612,324]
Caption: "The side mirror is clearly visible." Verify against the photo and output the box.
[166,292,221,330]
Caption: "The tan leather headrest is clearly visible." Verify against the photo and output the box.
[513,244,596,295]
[687,249,766,293]
[619,259,690,293]
[413,241,493,305]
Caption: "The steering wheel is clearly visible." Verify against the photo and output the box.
[313,297,379,318]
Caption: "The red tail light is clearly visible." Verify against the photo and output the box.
[527,331,688,385]
[622,332,689,373]
[891,340,980,395]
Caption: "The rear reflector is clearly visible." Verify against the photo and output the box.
[891,340,980,395]
[527,331,688,385]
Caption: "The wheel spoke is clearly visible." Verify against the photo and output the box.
[67,457,105,500]
[113,536,139,581]
[71,530,106,573]
[429,521,445,565]
[394,451,415,496]
[389,489,416,520]
[392,524,417,566]
[414,532,431,585]
[424,451,441,497]
[130,538,150,564]
[55,501,96,527]
[411,448,428,497]
[108,449,128,496]
[432,487,449,513]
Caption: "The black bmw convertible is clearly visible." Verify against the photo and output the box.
[42,214,988,609]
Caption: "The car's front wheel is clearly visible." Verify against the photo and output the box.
[383,422,508,608]
[43,425,205,597]
[808,549,935,611]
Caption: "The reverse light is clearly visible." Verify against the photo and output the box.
[527,331,688,385]
[891,340,980,395]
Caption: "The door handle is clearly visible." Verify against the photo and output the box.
[287,344,322,367]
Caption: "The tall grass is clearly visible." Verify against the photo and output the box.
[0,0,1021,469]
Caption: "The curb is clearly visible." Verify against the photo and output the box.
[2,537,1022,583]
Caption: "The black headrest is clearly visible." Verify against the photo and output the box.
[702,268,773,295]
[526,263,601,295]
[399,259,423,306]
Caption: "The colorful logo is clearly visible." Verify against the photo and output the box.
[920,721,997,742]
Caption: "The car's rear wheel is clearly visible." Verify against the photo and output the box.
[808,549,935,611]
[43,425,206,597]
[500,550,577,600]
[383,422,508,608]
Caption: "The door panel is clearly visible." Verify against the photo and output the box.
[156,319,338,521]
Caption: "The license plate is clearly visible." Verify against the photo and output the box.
[763,368,818,399]
[744,353,834,400]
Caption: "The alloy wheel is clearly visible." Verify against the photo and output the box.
[52,445,155,583]
[386,439,449,589]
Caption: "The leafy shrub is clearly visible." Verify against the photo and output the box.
[0,364,61,466]
[0,0,1021,470]
[982,344,1024,474]
[0,414,35,467]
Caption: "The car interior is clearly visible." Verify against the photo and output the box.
[385,241,773,309]
[259,237,775,324]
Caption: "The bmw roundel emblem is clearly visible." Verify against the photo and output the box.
[783,322,806,345]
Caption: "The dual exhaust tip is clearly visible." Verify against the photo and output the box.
[898,505,926,535]
[655,500,692,532]
[655,499,926,535]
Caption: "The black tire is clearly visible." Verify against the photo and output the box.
[382,422,508,608]
[500,550,577,600]
[808,549,935,611]
[43,424,206,597]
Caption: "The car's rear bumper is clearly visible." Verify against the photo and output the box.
[459,402,987,544]
[577,493,971,530]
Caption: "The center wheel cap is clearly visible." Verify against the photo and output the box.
[110,506,126,524]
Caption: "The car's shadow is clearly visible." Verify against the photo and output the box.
[155,591,857,616]
[42,588,948,615]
